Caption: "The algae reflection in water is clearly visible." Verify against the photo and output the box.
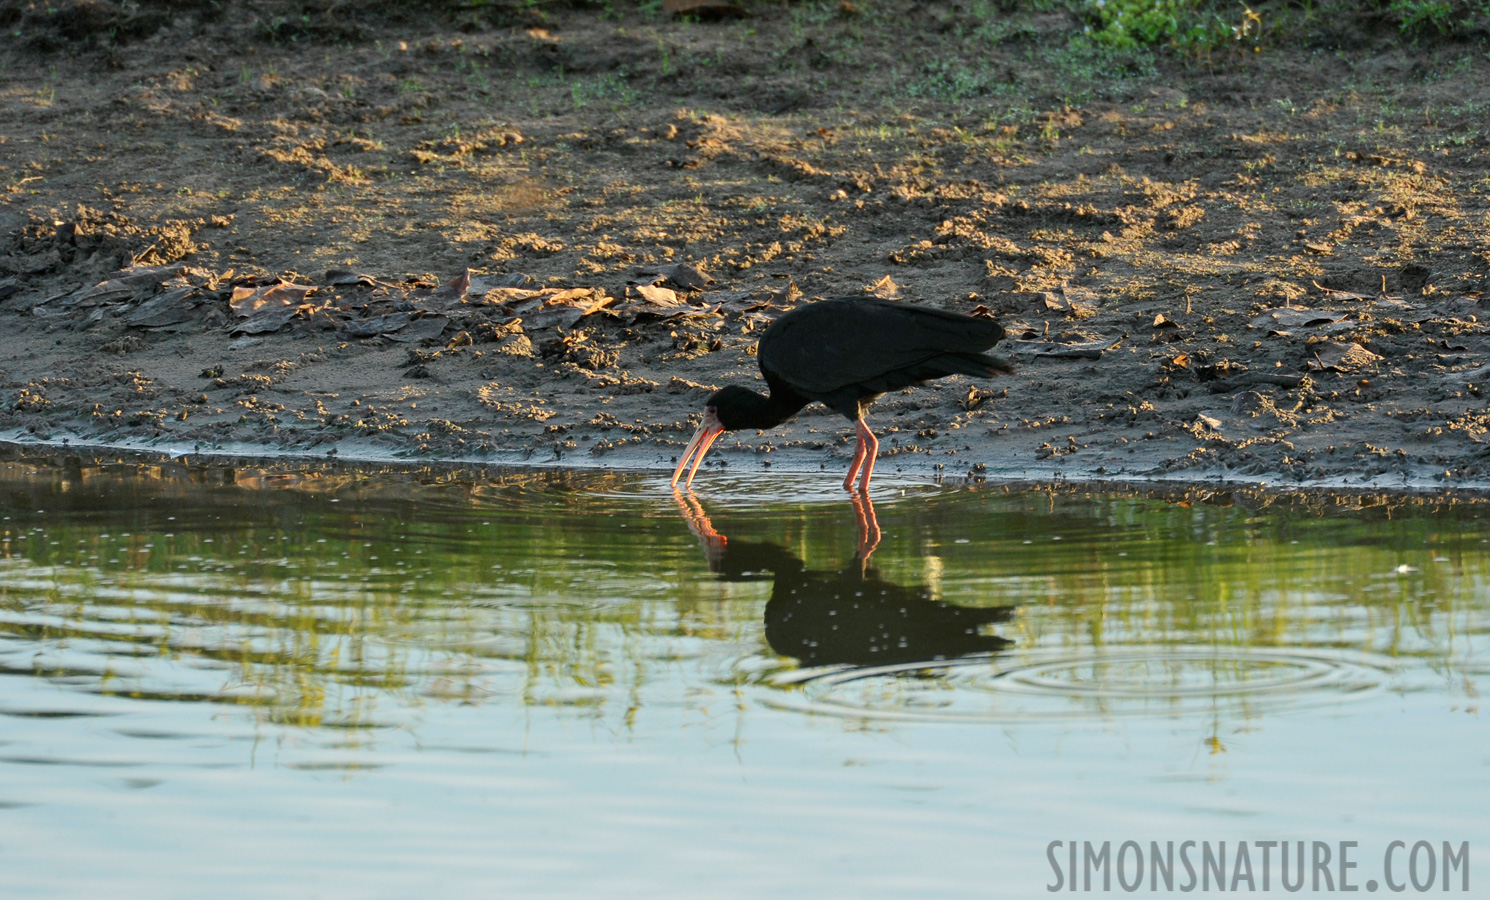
[0,452,1485,897]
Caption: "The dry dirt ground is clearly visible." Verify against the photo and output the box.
[3,1,1490,491]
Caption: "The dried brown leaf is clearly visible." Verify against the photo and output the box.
[73,279,140,307]
[1249,308,1346,330]
[1010,335,1123,360]
[426,270,471,309]
[230,282,315,318]
[125,287,197,329]
[324,269,376,287]
[342,312,411,339]
[386,314,450,343]
[229,300,327,335]
[629,284,681,307]
[868,275,900,299]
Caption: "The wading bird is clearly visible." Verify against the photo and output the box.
[674,491,1015,667]
[671,297,1013,491]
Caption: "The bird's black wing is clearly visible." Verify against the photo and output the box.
[758,297,1008,396]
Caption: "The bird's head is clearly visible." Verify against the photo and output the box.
[703,384,766,431]
[672,385,773,489]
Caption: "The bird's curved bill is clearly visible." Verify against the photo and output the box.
[671,409,724,489]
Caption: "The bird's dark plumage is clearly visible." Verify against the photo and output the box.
[713,538,1015,667]
[756,297,1009,419]
[672,297,1012,491]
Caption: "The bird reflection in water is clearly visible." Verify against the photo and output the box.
[674,490,1015,668]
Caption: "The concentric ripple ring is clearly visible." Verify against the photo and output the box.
[763,645,1395,724]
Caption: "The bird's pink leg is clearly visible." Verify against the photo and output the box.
[842,418,879,493]
[853,419,880,492]
[674,488,728,568]
[842,427,868,491]
[850,491,881,562]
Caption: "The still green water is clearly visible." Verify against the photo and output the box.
[0,455,1485,897]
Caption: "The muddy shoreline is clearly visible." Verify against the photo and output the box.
[3,429,1484,501]
[4,2,1490,496]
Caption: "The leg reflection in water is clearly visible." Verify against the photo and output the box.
[674,489,1015,668]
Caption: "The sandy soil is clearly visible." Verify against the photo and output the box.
[3,1,1490,491]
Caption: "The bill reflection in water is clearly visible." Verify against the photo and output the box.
[675,490,1015,668]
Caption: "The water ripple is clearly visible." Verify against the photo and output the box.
[763,645,1396,723]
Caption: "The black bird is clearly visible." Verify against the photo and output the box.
[761,556,1015,668]
[674,492,1015,668]
[672,297,1013,491]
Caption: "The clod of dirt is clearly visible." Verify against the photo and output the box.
[543,332,617,371]
[1195,360,1244,382]
[1045,288,1098,318]
[663,0,749,20]
[1399,264,1433,292]
[471,273,540,293]
[132,223,198,267]
[1231,391,1272,416]
[492,334,534,357]
[632,263,715,292]
[962,386,996,412]
[99,335,146,355]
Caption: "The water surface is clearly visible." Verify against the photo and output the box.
[0,455,1485,897]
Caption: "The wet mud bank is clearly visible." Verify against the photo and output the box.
[4,2,1490,494]
[4,432,1488,504]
